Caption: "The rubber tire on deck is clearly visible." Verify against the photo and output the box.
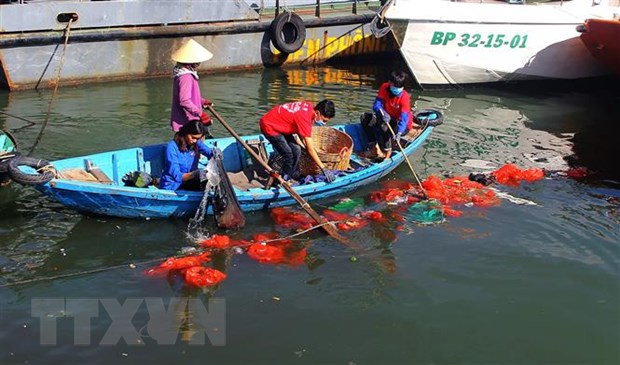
[270,12,306,54]
[8,156,55,185]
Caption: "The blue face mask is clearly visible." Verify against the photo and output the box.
[390,85,404,96]
[314,119,326,127]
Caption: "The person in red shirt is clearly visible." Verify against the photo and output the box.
[361,70,413,160]
[260,99,336,183]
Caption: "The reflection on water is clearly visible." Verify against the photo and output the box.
[0,65,618,364]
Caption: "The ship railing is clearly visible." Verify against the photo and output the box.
[257,0,384,18]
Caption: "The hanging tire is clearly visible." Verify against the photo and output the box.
[8,156,56,185]
[270,12,306,54]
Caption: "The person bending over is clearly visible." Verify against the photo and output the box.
[259,99,336,183]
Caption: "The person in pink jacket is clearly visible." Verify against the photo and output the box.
[170,38,214,134]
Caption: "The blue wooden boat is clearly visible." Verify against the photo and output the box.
[1,130,19,186]
[31,123,434,218]
[1,130,17,155]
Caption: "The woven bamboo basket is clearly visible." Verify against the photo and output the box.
[298,127,353,176]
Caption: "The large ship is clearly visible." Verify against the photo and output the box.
[384,0,619,88]
[0,0,394,91]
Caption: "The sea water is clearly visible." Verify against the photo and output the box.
[0,64,618,364]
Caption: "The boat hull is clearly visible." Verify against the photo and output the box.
[0,1,394,91]
[34,124,433,219]
[385,0,615,87]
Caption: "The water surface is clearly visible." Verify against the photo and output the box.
[0,65,618,364]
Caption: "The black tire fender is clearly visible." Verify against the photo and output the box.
[8,156,56,185]
[270,12,306,54]
[414,109,444,127]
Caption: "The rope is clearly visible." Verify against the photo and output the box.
[28,18,73,156]
[36,164,58,176]
[0,152,17,159]
[300,23,365,66]
[300,0,394,64]
[369,13,391,38]
[254,219,346,245]
[0,111,38,129]
[0,257,166,288]
[0,219,348,288]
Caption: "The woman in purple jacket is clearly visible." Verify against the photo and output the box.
[170,38,214,134]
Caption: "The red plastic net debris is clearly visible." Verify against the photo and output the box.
[253,232,293,246]
[360,210,385,222]
[370,188,406,203]
[199,234,233,249]
[156,253,212,271]
[143,252,213,280]
[247,243,307,266]
[322,209,369,231]
[491,164,544,186]
[381,180,417,190]
[421,175,501,215]
[566,167,591,179]
[271,207,315,230]
[245,231,306,265]
[184,266,227,287]
[369,180,426,204]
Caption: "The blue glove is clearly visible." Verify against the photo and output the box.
[322,168,336,183]
[192,169,208,182]
[379,109,391,124]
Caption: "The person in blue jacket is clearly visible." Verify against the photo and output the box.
[159,120,214,191]
[361,70,413,160]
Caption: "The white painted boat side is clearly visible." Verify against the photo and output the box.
[385,0,619,86]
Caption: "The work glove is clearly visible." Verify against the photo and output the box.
[394,132,402,143]
[322,168,336,183]
[192,169,208,182]
[379,109,391,124]
[202,99,213,107]
[200,111,212,127]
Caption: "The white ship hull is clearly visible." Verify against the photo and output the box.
[385,0,619,87]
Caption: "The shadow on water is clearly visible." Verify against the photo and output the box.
[487,78,620,183]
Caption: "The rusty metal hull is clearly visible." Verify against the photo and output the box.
[0,1,395,91]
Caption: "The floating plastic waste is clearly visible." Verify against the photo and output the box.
[406,200,445,225]
[329,197,364,212]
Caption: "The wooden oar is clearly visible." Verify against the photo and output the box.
[206,105,350,244]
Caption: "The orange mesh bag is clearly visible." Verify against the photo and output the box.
[184,266,227,287]
[298,127,353,176]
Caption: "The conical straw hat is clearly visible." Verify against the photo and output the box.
[171,38,213,64]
